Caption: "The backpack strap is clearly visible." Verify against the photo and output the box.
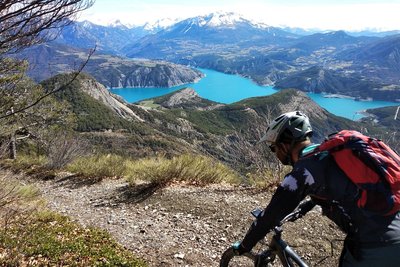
[299,144,319,158]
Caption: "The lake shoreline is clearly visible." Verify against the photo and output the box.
[107,77,204,90]
[110,68,399,121]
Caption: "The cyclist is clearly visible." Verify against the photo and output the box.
[231,111,400,267]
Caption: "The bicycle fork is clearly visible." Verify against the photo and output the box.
[260,234,310,267]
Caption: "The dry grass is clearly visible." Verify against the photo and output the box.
[125,154,242,186]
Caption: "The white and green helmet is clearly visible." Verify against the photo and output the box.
[259,111,313,144]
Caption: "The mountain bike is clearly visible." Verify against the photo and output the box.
[220,200,315,267]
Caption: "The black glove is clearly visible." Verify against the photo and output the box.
[232,241,248,256]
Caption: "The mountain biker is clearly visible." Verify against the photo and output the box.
[231,111,400,267]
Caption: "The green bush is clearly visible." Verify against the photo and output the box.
[0,211,146,266]
[67,154,126,178]
[125,154,241,186]
[0,170,145,266]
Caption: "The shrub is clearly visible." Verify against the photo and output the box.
[125,154,241,186]
[0,171,43,228]
[44,131,89,169]
[246,165,292,189]
[1,153,48,172]
[67,154,126,178]
[0,211,147,266]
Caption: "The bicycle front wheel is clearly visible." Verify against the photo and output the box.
[219,247,258,267]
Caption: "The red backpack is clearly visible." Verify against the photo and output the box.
[317,130,400,215]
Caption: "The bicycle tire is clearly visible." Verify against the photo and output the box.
[219,247,257,267]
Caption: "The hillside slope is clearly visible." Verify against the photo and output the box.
[40,73,379,173]
[361,105,400,131]
[40,73,144,126]
[135,88,361,171]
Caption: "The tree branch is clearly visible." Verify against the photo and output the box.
[0,47,96,120]
[0,0,94,53]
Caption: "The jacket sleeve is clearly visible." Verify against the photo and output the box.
[240,186,302,250]
[240,167,314,251]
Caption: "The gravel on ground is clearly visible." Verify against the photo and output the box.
[33,174,345,266]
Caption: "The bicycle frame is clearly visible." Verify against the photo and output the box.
[220,200,315,267]
[262,228,309,267]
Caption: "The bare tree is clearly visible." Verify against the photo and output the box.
[219,105,290,187]
[0,48,95,120]
[0,75,78,159]
[0,1,94,159]
[44,130,89,169]
[0,0,95,120]
[0,0,94,54]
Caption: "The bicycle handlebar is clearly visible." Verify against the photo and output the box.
[220,199,315,267]
[280,199,315,225]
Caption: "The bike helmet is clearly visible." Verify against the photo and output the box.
[259,111,313,144]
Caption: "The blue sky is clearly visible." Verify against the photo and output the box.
[78,0,400,31]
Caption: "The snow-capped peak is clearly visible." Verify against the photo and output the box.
[205,12,247,27]
[109,20,124,27]
[186,12,271,29]
[143,18,180,31]
[81,20,96,28]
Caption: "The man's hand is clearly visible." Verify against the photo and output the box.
[232,241,248,255]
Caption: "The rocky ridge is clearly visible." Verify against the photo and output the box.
[154,88,223,110]
[79,76,145,122]
[96,63,204,89]
[17,44,204,89]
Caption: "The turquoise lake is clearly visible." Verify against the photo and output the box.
[110,68,399,120]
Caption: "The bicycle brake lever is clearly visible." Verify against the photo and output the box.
[287,211,302,222]
[298,200,316,215]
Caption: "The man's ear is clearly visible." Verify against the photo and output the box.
[278,143,288,153]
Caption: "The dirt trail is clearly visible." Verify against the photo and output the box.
[33,175,344,266]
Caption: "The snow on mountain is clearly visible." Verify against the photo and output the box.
[142,18,180,32]
[184,12,271,29]
[81,12,271,32]
[81,20,96,29]
[108,19,129,29]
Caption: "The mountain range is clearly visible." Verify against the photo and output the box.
[19,12,400,102]
[17,43,204,88]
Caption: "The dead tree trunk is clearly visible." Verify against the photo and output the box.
[9,133,16,159]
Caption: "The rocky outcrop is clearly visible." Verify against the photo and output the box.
[17,43,204,89]
[93,62,204,89]
[79,75,144,122]
[154,88,223,110]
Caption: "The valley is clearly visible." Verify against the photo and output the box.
[2,7,400,266]
[20,12,400,102]
[109,68,398,120]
